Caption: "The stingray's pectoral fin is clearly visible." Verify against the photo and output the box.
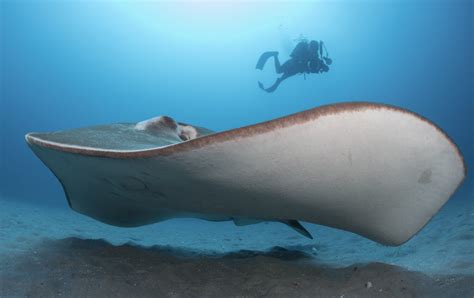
[280,220,313,239]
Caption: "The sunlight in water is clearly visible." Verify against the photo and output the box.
[116,2,314,43]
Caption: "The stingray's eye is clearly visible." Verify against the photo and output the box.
[179,134,189,141]
[158,116,178,130]
[178,125,198,141]
[135,115,178,132]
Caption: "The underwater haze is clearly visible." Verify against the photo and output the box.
[1,1,473,296]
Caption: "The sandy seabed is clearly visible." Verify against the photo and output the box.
[1,197,473,297]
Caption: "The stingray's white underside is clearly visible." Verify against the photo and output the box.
[26,103,465,246]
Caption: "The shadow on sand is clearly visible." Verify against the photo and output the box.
[1,237,473,297]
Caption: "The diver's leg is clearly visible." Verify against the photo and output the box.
[276,59,296,74]
[259,72,291,93]
[256,51,279,70]
[269,73,292,92]
[274,55,283,73]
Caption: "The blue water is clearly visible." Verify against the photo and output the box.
[1,0,472,263]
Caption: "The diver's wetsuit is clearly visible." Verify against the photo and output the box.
[259,54,309,92]
[256,40,330,93]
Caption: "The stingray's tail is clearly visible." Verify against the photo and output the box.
[280,220,314,239]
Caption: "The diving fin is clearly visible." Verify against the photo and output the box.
[280,220,313,239]
[256,51,278,70]
[258,81,277,93]
[258,77,282,93]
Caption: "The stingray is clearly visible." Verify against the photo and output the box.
[25,102,466,246]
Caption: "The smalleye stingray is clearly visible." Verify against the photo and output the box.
[26,102,466,246]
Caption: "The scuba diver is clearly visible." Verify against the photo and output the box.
[255,40,332,93]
